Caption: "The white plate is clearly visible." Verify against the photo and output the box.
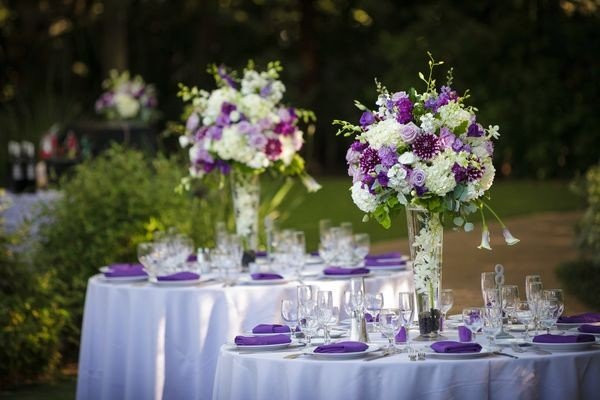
[423,345,492,359]
[244,330,293,337]
[100,274,148,283]
[556,322,585,330]
[366,256,409,263]
[319,272,372,280]
[447,314,463,321]
[232,342,292,351]
[149,276,205,286]
[529,339,597,351]
[238,276,289,285]
[302,343,379,359]
[568,326,600,337]
[306,255,324,265]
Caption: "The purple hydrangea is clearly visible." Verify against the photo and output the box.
[412,133,441,160]
[451,136,466,152]
[399,122,421,144]
[359,147,381,173]
[360,111,376,128]
[467,122,484,137]
[248,132,268,149]
[378,146,397,168]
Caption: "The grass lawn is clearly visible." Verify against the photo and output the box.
[0,377,77,400]
[276,178,581,250]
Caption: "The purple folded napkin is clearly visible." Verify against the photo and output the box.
[250,273,283,280]
[104,263,147,277]
[186,254,197,262]
[364,258,406,268]
[365,252,403,260]
[364,313,380,323]
[156,271,200,281]
[431,341,482,353]
[557,312,600,324]
[458,326,473,342]
[533,334,595,343]
[234,334,292,346]
[323,267,370,276]
[578,324,600,334]
[252,324,291,334]
[395,326,407,343]
[314,341,369,353]
[255,250,268,258]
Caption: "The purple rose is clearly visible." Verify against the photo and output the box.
[360,111,376,128]
[378,146,397,168]
[438,127,456,149]
[410,168,426,187]
[399,122,421,144]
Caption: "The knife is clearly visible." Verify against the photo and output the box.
[364,352,392,362]
[493,351,519,359]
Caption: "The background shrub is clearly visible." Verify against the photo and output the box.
[33,145,228,358]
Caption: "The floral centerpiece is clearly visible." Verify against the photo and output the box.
[177,61,319,253]
[335,53,518,339]
[95,70,159,122]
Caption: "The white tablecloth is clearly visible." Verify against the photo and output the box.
[213,334,600,400]
[76,269,412,400]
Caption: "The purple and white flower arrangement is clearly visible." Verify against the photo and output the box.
[95,70,158,122]
[335,53,517,249]
[177,61,319,191]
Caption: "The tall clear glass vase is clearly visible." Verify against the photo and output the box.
[406,206,444,340]
[231,170,260,262]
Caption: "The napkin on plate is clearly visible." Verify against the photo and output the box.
[252,324,291,334]
[104,263,147,277]
[395,326,407,343]
[364,258,406,268]
[323,267,370,276]
[255,250,268,258]
[186,254,197,262]
[156,271,200,281]
[250,273,283,280]
[431,341,482,353]
[314,341,369,353]
[532,334,595,343]
[578,324,600,334]
[234,334,292,346]
[557,313,600,324]
[457,326,473,342]
[365,252,403,260]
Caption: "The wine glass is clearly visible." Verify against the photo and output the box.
[378,308,401,353]
[527,281,544,333]
[316,291,334,343]
[289,231,306,278]
[483,287,501,309]
[501,285,519,325]
[482,307,503,350]
[297,285,313,306]
[440,289,454,332]
[352,233,370,265]
[137,242,157,277]
[398,292,414,328]
[540,299,560,334]
[298,301,319,346]
[481,272,496,305]
[281,299,298,334]
[515,301,533,339]
[462,308,483,340]
[319,219,332,241]
[364,292,384,328]
[543,289,564,318]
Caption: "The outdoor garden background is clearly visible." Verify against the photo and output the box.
[1,0,599,398]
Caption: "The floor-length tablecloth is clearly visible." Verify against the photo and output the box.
[213,336,600,400]
[76,270,412,400]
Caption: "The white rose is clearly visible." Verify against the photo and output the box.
[398,152,416,165]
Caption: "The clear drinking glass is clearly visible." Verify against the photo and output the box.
[543,289,564,318]
[462,308,483,340]
[440,289,454,332]
[482,307,503,349]
[137,242,157,277]
[527,281,544,333]
[501,285,519,324]
[540,300,560,334]
[298,301,319,346]
[378,308,401,353]
[353,233,370,265]
[398,292,415,328]
[481,272,497,305]
[289,231,306,278]
[483,287,501,309]
[316,291,334,343]
[515,301,533,339]
[525,275,542,302]
[364,292,384,327]
[281,299,298,333]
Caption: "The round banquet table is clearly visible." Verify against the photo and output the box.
[76,267,412,400]
[213,333,600,400]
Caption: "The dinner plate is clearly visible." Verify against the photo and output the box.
[556,322,585,330]
[422,346,492,359]
[100,274,148,283]
[232,342,292,351]
[528,338,598,351]
[149,276,207,286]
[319,272,372,280]
[238,276,289,285]
[568,326,600,337]
[302,344,379,359]
[243,330,294,337]
[305,255,324,265]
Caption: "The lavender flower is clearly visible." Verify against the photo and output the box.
[351,141,368,152]
[399,122,421,144]
[467,122,484,138]
[346,147,361,164]
[360,111,376,128]
[378,146,397,168]
[393,92,413,124]
[348,164,364,183]
[248,132,268,149]
[451,136,466,152]
[377,171,389,187]
[412,133,441,160]
[206,126,223,140]
[452,163,469,183]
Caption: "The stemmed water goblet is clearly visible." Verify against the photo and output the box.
[540,299,560,334]
[515,301,533,339]
[482,307,503,350]
[378,308,401,353]
[440,289,454,332]
[352,233,370,266]
[501,285,519,325]
[398,292,414,329]
[316,291,334,343]
[298,301,319,346]
[543,289,564,318]
[281,299,298,335]
[364,292,384,328]
[462,308,483,341]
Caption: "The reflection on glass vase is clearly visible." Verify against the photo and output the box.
[231,170,260,264]
[406,206,444,341]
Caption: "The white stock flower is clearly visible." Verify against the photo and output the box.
[387,164,411,193]
[114,93,140,118]
[437,101,471,129]
[419,113,438,133]
[351,182,378,213]
[361,118,404,150]
[239,94,273,121]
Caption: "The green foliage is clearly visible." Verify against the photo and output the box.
[556,260,600,310]
[576,165,600,263]
[32,145,227,357]
[0,193,69,385]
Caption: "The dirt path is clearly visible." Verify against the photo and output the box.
[372,211,588,315]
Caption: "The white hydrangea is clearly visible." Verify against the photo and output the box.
[238,93,273,122]
[423,150,457,196]
[361,118,404,150]
[387,164,411,193]
[241,70,285,104]
[211,125,252,164]
[114,93,140,118]
[204,87,239,124]
[419,113,438,133]
[437,101,471,129]
[351,182,378,213]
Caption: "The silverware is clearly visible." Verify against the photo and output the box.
[493,351,519,359]
[364,352,391,362]
[284,353,303,360]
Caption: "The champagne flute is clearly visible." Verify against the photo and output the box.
[440,289,454,332]
[481,272,496,305]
